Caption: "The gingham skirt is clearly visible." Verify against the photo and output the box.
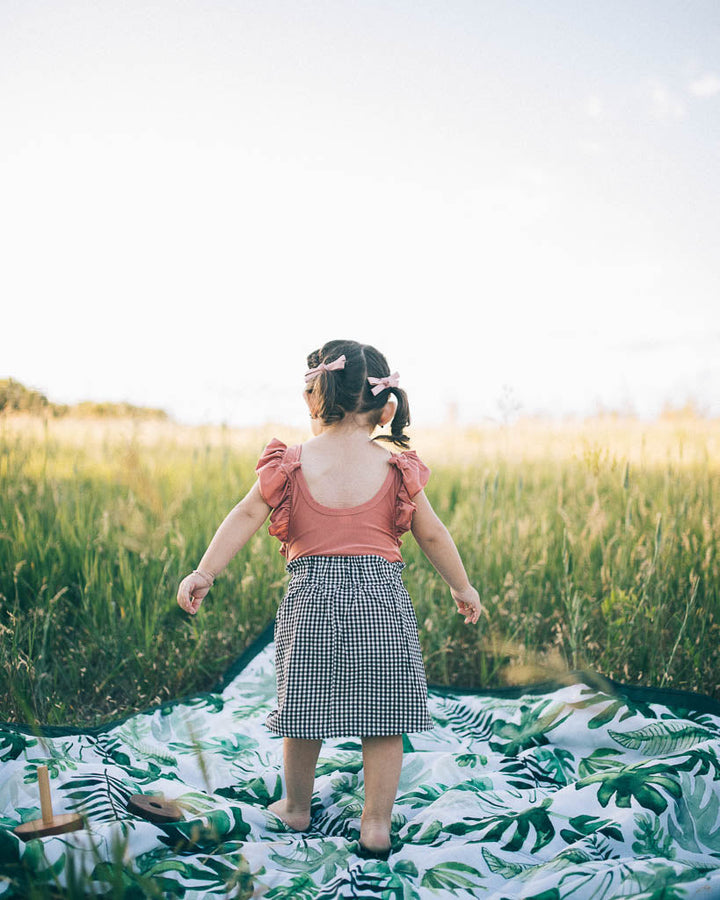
[266,555,435,739]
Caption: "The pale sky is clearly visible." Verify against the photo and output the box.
[2,1,719,427]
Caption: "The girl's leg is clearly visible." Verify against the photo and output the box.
[268,737,323,831]
[360,734,403,852]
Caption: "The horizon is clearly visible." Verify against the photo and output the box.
[2,373,716,429]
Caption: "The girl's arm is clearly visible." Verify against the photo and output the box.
[410,490,483,625]
[177,481,271,614]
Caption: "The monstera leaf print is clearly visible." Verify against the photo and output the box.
[186,733,259,762]
[264,873,319,899]
[78,732,170,783]
[315,752,364,778]
[21,751,80,781]
[624,860,720,900]
[121,839,253,898]
[669,745,720,780]
[532,747,576,786]
[453,776,494,795]
[499,747,575,790]
[569,688,658,729]
[668,773,720,854]
[455,753,488,768]
[329,773,365,815]
[0,729,36,762]
[633,813,675,858]
[403,819,448,846]
[397,783,448,808]
[559,814,623,845]
[490,700,572,756]
[577,761,683,814]
[451,797,555,853]
[179,693,226,714]
[157,808,251,854]
[219,772,282,806]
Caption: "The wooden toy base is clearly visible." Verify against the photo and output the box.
[13,765,85,841]
[14,813,85,841]
[127,794,184,823]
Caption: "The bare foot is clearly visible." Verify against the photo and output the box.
[267,798,311,832]
[359,816,391,853]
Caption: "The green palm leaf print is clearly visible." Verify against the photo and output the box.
[268,838,351,881]
[609,721,714,755]
[60,770,134,822]
[420,860,485,892]
[482,847,528,879]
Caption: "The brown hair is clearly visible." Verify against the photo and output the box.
[305,339,411,449]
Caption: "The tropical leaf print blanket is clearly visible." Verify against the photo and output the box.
[1,623,720,899]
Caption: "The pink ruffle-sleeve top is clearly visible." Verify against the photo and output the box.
[255,438,431,563]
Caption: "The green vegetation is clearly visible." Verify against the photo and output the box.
[0,378,168,419]
[0,415,718,731]
[0,379,54,415]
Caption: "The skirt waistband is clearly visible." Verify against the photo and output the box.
[286,554,405,583]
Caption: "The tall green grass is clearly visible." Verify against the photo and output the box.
[1,416,718,729]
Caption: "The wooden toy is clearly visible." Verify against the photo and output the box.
[126,794,184,823]
[13,765,84,841]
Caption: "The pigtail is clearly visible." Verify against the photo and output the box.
[374,386,411,449]
[305,343,351,424]
[314,368,341,424]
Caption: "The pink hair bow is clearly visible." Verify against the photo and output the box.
[367,372,400,396]
[304,354,346,382]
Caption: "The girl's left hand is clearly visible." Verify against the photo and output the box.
[177,571,212,615]
[451,585,485,625]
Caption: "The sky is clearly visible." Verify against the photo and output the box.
[1,0,719,428]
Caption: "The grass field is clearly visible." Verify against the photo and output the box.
[1,411,719,731]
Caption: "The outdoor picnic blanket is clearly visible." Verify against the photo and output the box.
[1,622,720,899]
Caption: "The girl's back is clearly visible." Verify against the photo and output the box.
[297,433,393,510]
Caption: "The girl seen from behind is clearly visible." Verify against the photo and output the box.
[177,338,483,859]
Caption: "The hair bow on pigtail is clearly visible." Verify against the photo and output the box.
[304,354,347,383]
[367,372,400,396]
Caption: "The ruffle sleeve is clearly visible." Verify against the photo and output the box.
[255,438,301,549]
[387,450,431,539]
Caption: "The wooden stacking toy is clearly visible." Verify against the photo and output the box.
[126,794,184,823]
[14,765,84,841]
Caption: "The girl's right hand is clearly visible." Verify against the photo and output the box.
[177,571,213,615]
[451,585,484,625]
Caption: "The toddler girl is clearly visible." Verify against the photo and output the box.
[177,339,482,859]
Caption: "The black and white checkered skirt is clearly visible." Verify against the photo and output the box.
[266,555,435,739]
